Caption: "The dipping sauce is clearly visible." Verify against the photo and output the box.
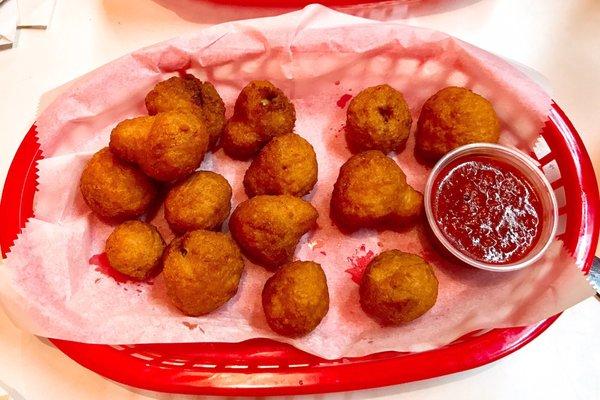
[431,155,543,265]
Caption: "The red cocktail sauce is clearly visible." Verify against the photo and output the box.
[431,156,543,265]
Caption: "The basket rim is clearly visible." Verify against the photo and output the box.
[1,102,598,396]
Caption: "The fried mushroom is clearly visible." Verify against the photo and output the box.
[145,75,226,148]
[138,111,209,182]
[360,250,438,325]
[243,133,317,197]
[331,150,422,231]
[105,220,165,280]
[109,116,154,164]
[164,171,232,233]
[416,86,500,161]
[229,195,318,269]
[222,81,296,159]
[346,84,412,154]
[80,148,157,221]
[162,230,245,316]
[262,260,329,337]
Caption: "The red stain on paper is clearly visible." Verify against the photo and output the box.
[345,248,375,284]
[89,253,134,284]
[336,93,353,108]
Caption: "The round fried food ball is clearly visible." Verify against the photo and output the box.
[138,111,209,182]
[243,133,318,197]
[145,75,226,148]
[416,86,500,160]
[109,116,154,164]
[331,150,422,231]
[346,85,412,154]
[80,148,157,221]
[234,80,296,138]
[164,171,232,233]
[162,230,244,316]
[262,261,329,337]
[221,118,262,160]
[222,80,296,159]
[105,220,165,280]
[229,195,318,269]
[360,250,438,325]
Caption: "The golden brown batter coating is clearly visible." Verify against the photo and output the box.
[222,81,296,159]
[416,86,500,160]
[105,220,165,280]
[234,80,296,138]
[229,195,318,269]
[109,116,154,164]
[164,171,232,233]
[262,260,329,337]
[331,150,422,231]
[346,85,412,154]
[221,118,263,160]
[138,111,209,182]
[360,250,438,325]
[162,230,245,316]
[243,133,317,197]
[80,148,157,221]
[145,75,226,148]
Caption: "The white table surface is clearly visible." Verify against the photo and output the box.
[0,0,598,399]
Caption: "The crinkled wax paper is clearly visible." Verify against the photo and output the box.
[0,5,593,359]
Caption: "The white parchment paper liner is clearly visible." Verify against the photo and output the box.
[0,5,593,359]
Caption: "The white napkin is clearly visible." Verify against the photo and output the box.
[17,0,56,29]
[0,0,17,50]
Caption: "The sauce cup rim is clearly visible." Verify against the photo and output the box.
[423,143,559,272]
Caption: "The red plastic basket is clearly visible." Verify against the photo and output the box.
[0,103,598,396]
